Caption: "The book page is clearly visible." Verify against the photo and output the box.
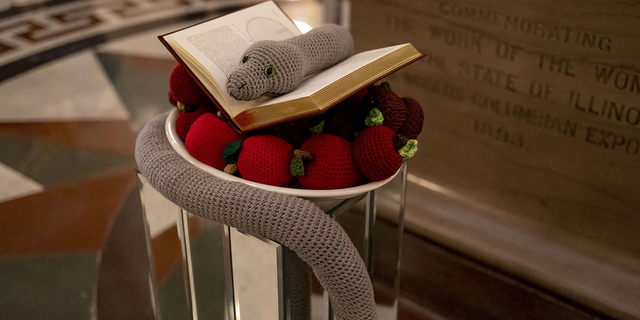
[260,44,409,107]
[164,1,301,115]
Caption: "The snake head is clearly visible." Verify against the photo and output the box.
[226,40,305,101]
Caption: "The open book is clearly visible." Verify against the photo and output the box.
[159,1,423,132]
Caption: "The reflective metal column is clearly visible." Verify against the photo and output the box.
[137,162,408,320]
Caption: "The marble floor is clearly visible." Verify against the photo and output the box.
[1,1,402,319]
[0,0,324,319]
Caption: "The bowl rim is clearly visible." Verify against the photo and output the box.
[165,109,399,199]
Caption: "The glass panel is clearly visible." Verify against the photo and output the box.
[311,164,408,320]
[370,162,408,318]
[229,228,284,320]
[137,159,403,320]
[181,212,229,320]
[137,173,191,320]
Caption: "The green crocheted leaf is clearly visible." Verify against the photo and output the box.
[309,120,325,135]
[176,101,186,112]
[380,81,391,90]
[290,157,305,177]
[222,140,243,164]
[398,139,418,159]
[364,107,384,127]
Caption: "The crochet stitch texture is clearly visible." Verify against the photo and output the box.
[353,125,403,181]
[174,107,213,141]
[170,64,210,105]
[226,24,354,100]
[135,112,378,320]
[237,135,295,186]
[397,97,424,139]
[367,86,407,132]
[297,134,364,190]
[185,113,242,170]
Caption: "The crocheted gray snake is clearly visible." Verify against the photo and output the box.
[135,112,377,320]
[226,24,354,100]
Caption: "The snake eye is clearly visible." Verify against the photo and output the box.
[264,65,276,78]
[241,56,249,64]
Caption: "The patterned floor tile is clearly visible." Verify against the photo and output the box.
[0,169,136,255]
[0,161,44,203]
[0,133,135,187]
[13,0,49,7]
[96,52,176,129]
[95,21,195,60]
[0,1,12,11]
[0,50,129,122]
[0,120,137,155]
[0,0,242,74]
[0,251,98,320]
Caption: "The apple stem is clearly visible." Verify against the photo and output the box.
[224,163,237,175]
[290,149,314,177]
[294,149,314,161]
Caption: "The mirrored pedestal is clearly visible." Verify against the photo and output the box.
[137,162,408,320]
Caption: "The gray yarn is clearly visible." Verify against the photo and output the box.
[135,112,377,320]
[226,24,354,100]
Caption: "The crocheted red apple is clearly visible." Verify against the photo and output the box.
[169,64,210,111]
[352,125,403,181]
[185,113,243,170]
[175,106,215,141]
[223,135,295,186]
[291,134,364,190]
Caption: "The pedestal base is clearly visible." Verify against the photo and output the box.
[137,163,408,320]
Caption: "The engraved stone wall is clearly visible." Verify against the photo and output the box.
[351,1,640,317]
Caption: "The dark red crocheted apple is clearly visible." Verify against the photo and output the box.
[237,135,294,186]
[169,64,210,109]
[168,90,177,106]
[293,134,364,190]
[321,90,367,141]
[175,106,214,141]
[396,97,424,139]
[363,83,407,132]
[252,117,313,149]
[353,125,403,181]
[185,113,242,170]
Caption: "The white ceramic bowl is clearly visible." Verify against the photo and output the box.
[165,109,398,200]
